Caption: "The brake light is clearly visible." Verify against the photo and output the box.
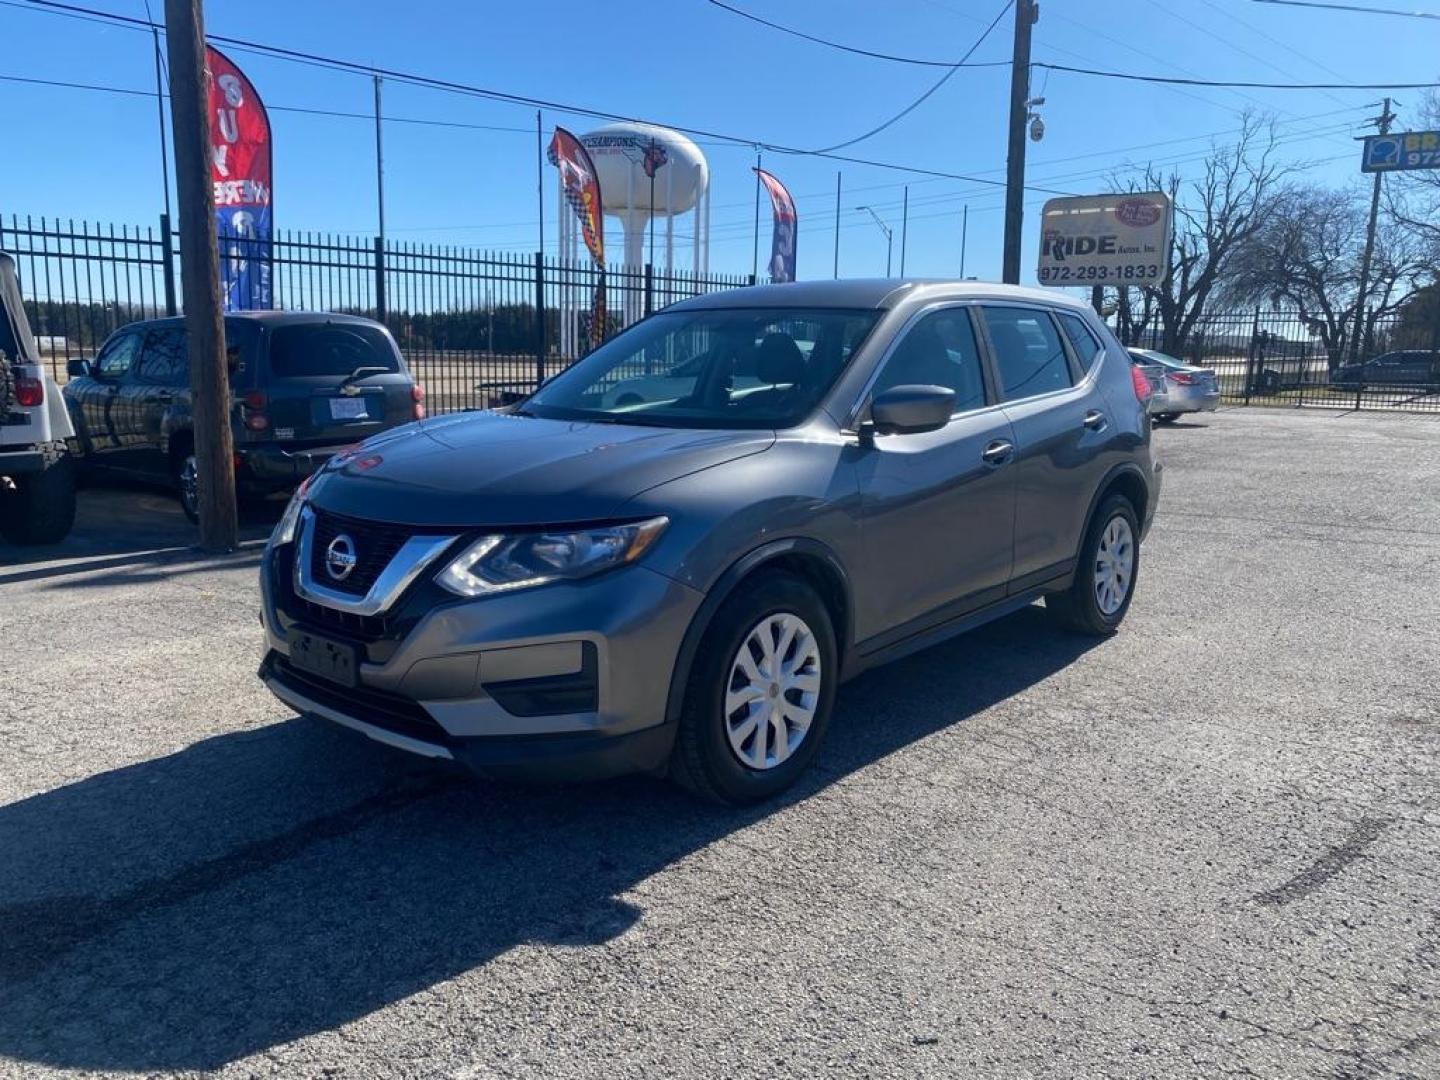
[1168,371,1197,386]
[1130,365,1153,402]
[411,383,426,421]
[241,389,269,431]
[14,372,43,408]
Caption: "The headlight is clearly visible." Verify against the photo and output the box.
[436,516,668,597]
[269,477,310,548]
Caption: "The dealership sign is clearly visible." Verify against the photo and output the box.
[1361,131,1440,173]
[1037,192,1171,287]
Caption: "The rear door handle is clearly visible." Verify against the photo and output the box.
[981,439,1014,466]
[153,391,174,403]
[1083,409,1108,432]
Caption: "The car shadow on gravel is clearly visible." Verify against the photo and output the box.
[0,606,1097,1072]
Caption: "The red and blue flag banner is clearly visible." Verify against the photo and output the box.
[754,167,797,283]
[549,126,607,346]
[548,126,605,267]
[206,45,272,311]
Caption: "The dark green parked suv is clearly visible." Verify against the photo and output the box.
[64,311,424,520]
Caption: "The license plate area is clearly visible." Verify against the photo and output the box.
[289,630,359,687]
[328,396,370,420]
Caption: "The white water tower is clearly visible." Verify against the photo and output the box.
[557,122,711,353]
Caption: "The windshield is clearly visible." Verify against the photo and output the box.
[267,322,401,379]
[523,308,881,429]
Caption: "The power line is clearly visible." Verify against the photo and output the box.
[810,0,1012,153]
[704,0,1008,68]
[1251,0,1440,17]
[701,0,1438,89]
[10,0,1073,194]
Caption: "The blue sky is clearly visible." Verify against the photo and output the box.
[0,0,1435,285]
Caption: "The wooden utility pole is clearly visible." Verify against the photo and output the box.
[1002,0,1037,284]
[164,0,237,551]
[1351,97,1395,363]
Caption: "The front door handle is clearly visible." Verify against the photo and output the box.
[153,391,175,403]
[981,439,1014,467]
[1083,409,1108,432]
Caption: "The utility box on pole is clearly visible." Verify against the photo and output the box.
[164,0,238,551]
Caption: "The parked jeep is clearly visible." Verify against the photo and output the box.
[0,252,77,546]
[64,311,424,522]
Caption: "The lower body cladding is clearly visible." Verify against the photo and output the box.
[259,557,704,781]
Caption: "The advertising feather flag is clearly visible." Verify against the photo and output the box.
[206,45,273,310]
[754,167,797,283]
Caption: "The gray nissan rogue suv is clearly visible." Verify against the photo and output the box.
[259,280,1161,803]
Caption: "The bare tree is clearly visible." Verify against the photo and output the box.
[1113,114,1291,356]
[1222,185,1429,369]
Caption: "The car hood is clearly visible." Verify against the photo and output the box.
[308,410,775,527]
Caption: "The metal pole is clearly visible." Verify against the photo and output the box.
[373,75,385,243]
[1351,97,1393,364]
[833,171,841,279]
[886,233,893,278]
[151,27,172,222]
[164,0,236,550]
[960,204,969,278]
[751,149,762,281]
[536,110,544,259]
[900,186,909,277]
[1002,0,1036,284]
[649,138,657,272]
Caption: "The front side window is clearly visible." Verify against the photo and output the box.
[524,308,881,430]
[96,331,142,378]
[982,306,1072,400]
[1058,312,1104,372]
[872,307,987,414]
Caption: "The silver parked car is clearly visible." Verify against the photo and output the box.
[259,281,1162,803]
[1127,348,1220,422]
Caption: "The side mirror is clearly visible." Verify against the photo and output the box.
[66,357,91,379]
[868,384,956,436]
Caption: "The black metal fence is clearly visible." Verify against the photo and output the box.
[0,213,750,414]
[7,210,1440,416]
[1115,308,1440,414]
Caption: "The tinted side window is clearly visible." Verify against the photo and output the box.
[1058,312,1104,373]
[983,306,1072,400]
[873,308,986,413]
[267,323,401,379]
[136,328,188,384]
[96,331,142,378]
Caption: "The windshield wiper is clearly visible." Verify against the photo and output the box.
[339,365,388,388]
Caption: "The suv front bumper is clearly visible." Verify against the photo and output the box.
[259,545,704,780]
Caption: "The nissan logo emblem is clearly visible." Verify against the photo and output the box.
[325,534,358,581]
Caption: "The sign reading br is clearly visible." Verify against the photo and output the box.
[1362,131,1440,173]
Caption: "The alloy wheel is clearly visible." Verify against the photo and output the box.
[724,612,822,771]
[1093,515,1135,616]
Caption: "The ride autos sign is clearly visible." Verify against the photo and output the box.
[1036,192,1171,287]
[206,46,273,310]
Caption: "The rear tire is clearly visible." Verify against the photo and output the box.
[172,444,199,524]
[1046,493,1140,637]
[1154,412,1180,424]
[1,441,76,545]
[669,571,837,805]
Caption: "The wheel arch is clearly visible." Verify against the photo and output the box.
[662,537,854,729]
[1084,463,1150,549]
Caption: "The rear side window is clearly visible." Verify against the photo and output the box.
[267,323,401,379]
[982,306,1072,400]
[136,327,188,384]
[1057,312,1104,372]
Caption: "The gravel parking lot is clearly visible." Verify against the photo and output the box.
[2,408,1437,1079]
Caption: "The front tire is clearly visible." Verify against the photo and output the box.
[174,450,200,524]
[669,571,838,805]
[0,441,77,545]
[1046,493,1140,637]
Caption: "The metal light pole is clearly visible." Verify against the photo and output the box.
[857,205,893,277]
[900,186,909,277]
